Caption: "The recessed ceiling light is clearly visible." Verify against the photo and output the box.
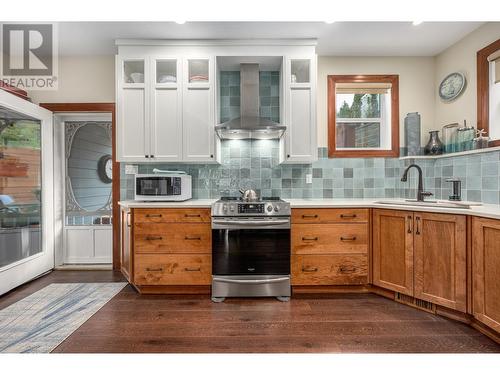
[175,20,186,25]
[412,21,423,26]
[324,20,335,24]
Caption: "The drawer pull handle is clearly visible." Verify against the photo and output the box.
[146,214,162,218]
[146,267,163,272]
[185,236,201,240]
[185,214,201,218]
[302,214,318,219]
[302,267,318,273]
[145,236,163,241]
[339,265,357,273]
[340,214,357,219]
[340,236,357,241]
[302,236,319,241]
[185,267,201,272]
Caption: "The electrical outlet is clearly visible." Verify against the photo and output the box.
[125,164,138,175]
[306,174,313,184]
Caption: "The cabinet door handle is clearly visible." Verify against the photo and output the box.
[415,216,421,235]
[407,215,412,233]
[146,267,163,272]
[145,214,162,218]
[339,265,357,273]
[340,236,357,241]
[185,214,201,218]
[302,267,318,273]
[302,236,318,241]
[184,267,201,272]
[126,212,131,227]
[145,236,163,241]
[185,236,201,240]
[302,214,318,219]
[340,214,357,219]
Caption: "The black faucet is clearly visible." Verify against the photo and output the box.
[401,164,433,202]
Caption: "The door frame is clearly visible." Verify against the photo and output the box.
[0,90,55,296]
[39,103,120,270]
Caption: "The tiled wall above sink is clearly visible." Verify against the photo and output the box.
[121,143,500,204]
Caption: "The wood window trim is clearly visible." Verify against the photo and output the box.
[477,38,500,147]
[39,103,120,271]
[328,75,399,158]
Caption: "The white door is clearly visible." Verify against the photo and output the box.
[0,90,54,296]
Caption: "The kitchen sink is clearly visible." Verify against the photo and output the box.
[374,199,473,209]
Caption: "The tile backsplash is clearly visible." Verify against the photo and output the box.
[121,142,500,204]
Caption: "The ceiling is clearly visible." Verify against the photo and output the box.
[57,21,485,57]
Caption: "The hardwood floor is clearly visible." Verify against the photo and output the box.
[1,271,499,353]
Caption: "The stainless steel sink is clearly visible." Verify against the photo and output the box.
[374,199,472,209]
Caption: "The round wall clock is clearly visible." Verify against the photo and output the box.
[439,72,466,102]
[97,154,112,184]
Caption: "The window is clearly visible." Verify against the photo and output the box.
[328,75,399,157]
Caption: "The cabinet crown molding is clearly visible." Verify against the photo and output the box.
[115,38,318,47]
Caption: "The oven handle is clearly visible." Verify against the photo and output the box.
[212,277,290,285]
[212,219,290,226]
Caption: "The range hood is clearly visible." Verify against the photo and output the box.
[215,63,286,140]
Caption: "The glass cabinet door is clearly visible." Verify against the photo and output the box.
[187,59,210,83]
[123,59,145,84]
[155,59,177,84]
[290,59,311,84]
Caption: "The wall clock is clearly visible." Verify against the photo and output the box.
[97,154,112,184]
[439,72,466,102]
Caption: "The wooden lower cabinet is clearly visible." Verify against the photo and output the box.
[414,212,467,312]
[120,206,133,282]
[292,254,368,285]
[372,209,467,312]
[372,209,414,295]
[472,217,500,333]
[134,254,211,286]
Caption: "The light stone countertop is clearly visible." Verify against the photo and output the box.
[119,198,500,220]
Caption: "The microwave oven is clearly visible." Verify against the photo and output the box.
[134,174,192,201]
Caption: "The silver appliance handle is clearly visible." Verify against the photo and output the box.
[212,219,290,226]
[212,277,290,285]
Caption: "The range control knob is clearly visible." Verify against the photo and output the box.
[266,205,273,212]
[222,204,228,211]
[274,205,280,212]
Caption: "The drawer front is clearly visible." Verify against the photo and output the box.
[291,254,368,285]
[135,223,211,254]
[292,208,368,224]
[292,224,368,254]
[134,254,211,285]
[134,208,211,223]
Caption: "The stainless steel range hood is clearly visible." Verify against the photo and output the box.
[215,63,285,140]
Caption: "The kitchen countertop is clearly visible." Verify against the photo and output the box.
[118,198,500,220]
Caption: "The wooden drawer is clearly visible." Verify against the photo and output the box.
[292,208,368,224]
[134,254,211,286]
[134,223,211,254]
[134,208,211,224]
[291,254,368,285]
[292,223,368,254]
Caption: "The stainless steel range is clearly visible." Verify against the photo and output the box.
[211,196,291,303]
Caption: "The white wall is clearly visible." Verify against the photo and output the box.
[317,56,436,147]
[29,56,115,104]
[434,22,500,130]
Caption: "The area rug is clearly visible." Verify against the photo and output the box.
[0,282,127,353]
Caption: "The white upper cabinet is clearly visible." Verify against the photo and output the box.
[284,56,317,163]
[116,40,316,164]
[116,57,149,162]
[182,57,215,161]
[151,58,183,161]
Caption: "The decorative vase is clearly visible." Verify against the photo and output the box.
[424,130,444,155]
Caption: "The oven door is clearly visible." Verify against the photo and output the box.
[212,217,291,276]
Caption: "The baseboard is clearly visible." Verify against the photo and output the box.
[135,285,211,294]
[292,285,371,294]
[55,264,113,271]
